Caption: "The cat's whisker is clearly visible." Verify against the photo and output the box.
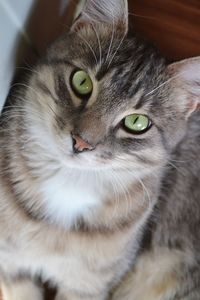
[137,177,151,209]
[128,12,161,22]
[147,64,194,97]
[167,161,186,178]
[145,74,181,96]
[5,94,28,104]
[10,83,43,99]
[2,105,39,113]
[5,95,65,131]
[1,113,43,126]
[168,161,179,170]
[46,102,65,128]
[105,11,115,65]
[1,106,44,121]
[1,109,28,118]
[2,105,28,110]
[110,171,123,221]
[112,170,129,221]
[107,32,126,69]
[77,33,98,65]
[170,159,187,163]
[62,13,98,66]
[1,110,26,118]
[15,66,40,76]
[111,169,133,221]
[90,21,102,68]
[24,61,41,74]
[113,159,152,210]
[55,133,75,158]
[109,170,120,223]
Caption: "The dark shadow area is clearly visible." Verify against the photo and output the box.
[4,0,77,108]
[27,0,78,55]
[129,0,200,61]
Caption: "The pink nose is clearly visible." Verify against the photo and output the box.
[72,134,94,153]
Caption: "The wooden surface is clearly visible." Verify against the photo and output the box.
[13,0,200,63]
[128,0,200,61]
[25,0,200,61]
[15,0,200,65]
[27,0,78,55]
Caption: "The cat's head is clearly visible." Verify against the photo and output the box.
[22,0,200,179]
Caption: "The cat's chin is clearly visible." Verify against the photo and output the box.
[61,153,113,171]
[63,160,112,172]
[61,157,154,182]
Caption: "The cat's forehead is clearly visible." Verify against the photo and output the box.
[47,32,166,101]
[50,31,157,65]
[34,30,169,127]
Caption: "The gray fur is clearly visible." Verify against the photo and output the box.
[0,0,200,299]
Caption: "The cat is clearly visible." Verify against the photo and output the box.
[0,0,199,300]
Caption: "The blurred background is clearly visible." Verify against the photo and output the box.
[0,0,199,110]
[0,0,199,299]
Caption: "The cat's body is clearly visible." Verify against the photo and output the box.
[0,137,155,300]
[111,112,200,300]
[0,0,199,299]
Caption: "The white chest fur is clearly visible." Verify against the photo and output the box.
[39,168,108,228]
[38,164,141,229]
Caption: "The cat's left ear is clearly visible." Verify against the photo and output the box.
[168,57,200,118]
[71,0,128,34]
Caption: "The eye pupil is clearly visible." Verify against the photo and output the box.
[80,79,87,85]
[133,116,139,124]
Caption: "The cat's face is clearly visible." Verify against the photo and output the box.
[23,0,199,179]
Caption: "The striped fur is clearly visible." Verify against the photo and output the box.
[0,0,200,299]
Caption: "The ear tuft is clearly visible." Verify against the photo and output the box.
[71,0,128,33]
[168,57,200,118]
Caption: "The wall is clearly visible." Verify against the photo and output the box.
[0,0,35,110]
[128,0,200,61]
[0,0,71,111]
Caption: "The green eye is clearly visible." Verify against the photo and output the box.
[71,70,93,96]
[124,114,151,133]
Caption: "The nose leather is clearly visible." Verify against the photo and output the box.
[72,134,94,153]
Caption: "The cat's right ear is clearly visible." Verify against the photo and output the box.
[167,57,200,118]
[71,0,128,34]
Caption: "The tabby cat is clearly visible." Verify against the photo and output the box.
[0,0,199,299]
